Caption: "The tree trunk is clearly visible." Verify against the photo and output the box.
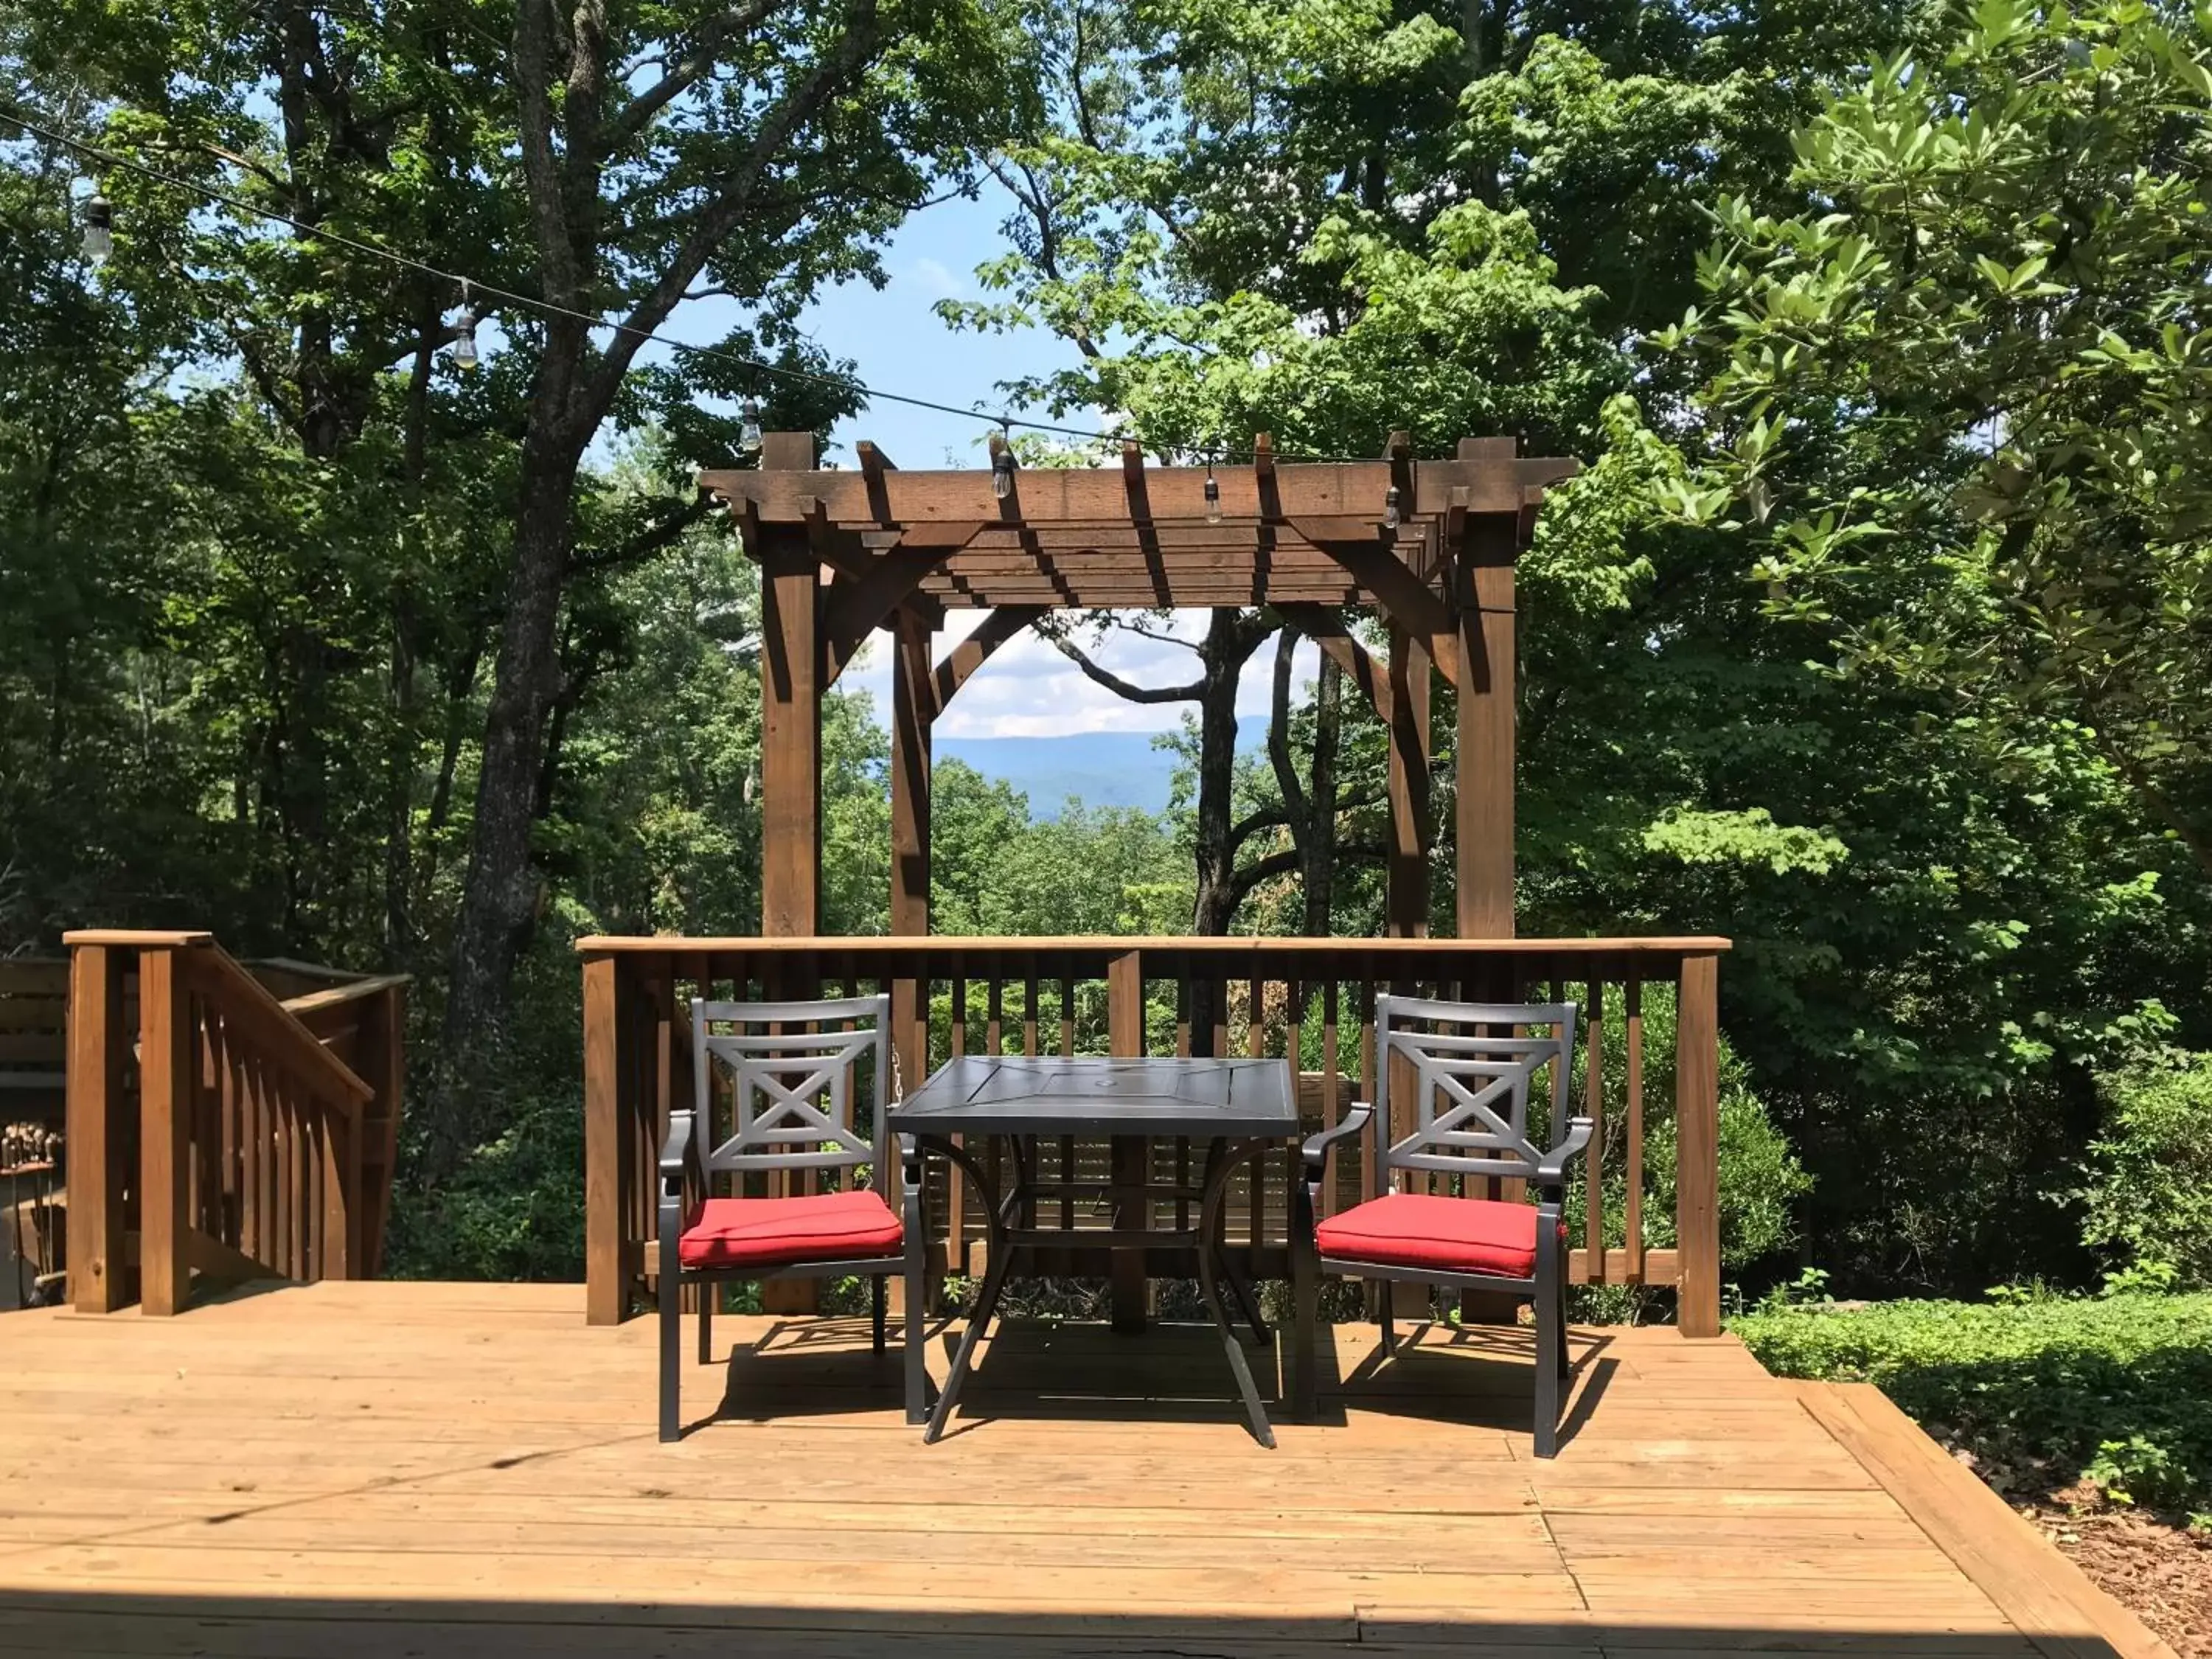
[1190,610,1250,937]
[439,371,588,1169]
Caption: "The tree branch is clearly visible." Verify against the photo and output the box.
[1046,632,1204,704]
[585,0,880,412]
[608,0,785,147]
[1227,841,1387,910]
[568,490,717,575]
[1229,804,1291,851]
[514,0,584,302]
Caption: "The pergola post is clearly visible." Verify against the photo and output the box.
[757,432,820,938]
[890,606,935,939]
[889,605,934,1132]
[1455,437,1519,939]
[1385,625,1433,939]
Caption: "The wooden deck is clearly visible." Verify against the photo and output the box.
[0,1283,2171,1658]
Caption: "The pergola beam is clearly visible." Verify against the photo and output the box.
[701,458,1558,525]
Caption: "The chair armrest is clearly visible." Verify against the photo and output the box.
[1301,1104,1371,1182]
[658,1108,697,1202]
[1534,1116,1594,1187]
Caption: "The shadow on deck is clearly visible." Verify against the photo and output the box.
[0,1282,2171,1658]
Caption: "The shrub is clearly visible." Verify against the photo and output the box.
[1733,1290,2212,1520]
[1568,981,1812,1321]
[2075,1052,2212,1291]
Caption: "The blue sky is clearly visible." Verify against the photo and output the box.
[663,184,1317,738]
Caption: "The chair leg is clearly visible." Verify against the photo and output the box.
[697,1282,714,1368]
[872,1273,888,1355]
[658,1270,683,1444]
[1379,1292,1397,1357]
[1532,1279,1562,1459]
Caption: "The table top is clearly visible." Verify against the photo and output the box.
[888,1055,1297,1139]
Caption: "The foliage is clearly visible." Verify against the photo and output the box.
[2072,1051,2212,1292]
[1735,1289,2212,1520]
[1667,0,2212,889]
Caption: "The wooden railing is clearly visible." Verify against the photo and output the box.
[578,933,1728,1336]
[63,930,408,1313]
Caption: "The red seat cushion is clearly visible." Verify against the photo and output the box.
[1315,1192,1551,1279]
[678,1189,902,1272]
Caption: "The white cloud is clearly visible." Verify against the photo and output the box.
[907,256,969,302]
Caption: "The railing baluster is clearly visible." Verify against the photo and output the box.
[1625,975,1644,1284]
[1583,976,1606,1282]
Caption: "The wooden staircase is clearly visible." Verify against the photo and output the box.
[53,931,408,1312]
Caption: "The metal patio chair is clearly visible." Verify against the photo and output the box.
[1295,995,1590,1455]
[657,994,925,1441]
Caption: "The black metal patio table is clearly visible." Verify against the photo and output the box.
[888,1054,1298,1447]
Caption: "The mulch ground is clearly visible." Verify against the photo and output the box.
[2028,1486,2212,1659]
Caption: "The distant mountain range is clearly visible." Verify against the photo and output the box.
[937,716,1267,818]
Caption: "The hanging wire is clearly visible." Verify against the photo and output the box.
[0,98,1391,467]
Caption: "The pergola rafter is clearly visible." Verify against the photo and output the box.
[701,431,1576,956]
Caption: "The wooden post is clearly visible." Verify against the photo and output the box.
[1674,952,1722,1338]
[1106,949,1148,1333]
[66,942,131,1312]
[138,944,194,1316]
[891,607,934,939]
[353,980,406,1277]
[319,1102,352,1281]
[583,952,630,1325]
[1385,625,1432,938]
[759,431,821,938]
[1455,454,1518,939]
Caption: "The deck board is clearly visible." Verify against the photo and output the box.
[0,1282,2148,1656]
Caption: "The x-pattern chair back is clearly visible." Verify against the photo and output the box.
[1374,996,1577,1197]
[692,995,891,1182]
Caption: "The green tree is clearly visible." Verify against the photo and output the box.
[1668,0,2212,889]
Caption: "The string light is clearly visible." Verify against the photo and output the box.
[1383,483,1402,531]
[1203,456,1222,524]
[739,397,763,453]
[80,191,111,265]
[450,279,479,371]
[1,98,1393,467]
[990,425,1016,500]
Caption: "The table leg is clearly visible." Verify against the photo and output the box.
[1197,1138,1276,1449]
[923,1134,1013,1444]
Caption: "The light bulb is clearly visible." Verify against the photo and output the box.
[1383,484,1402,530]
[740,397,762,453]
[82,193,112,265]
[451,305,479,371]
[992,444,1016,501]
[1204,469,1222,524]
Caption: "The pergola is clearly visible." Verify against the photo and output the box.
[700,431,1576,943]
